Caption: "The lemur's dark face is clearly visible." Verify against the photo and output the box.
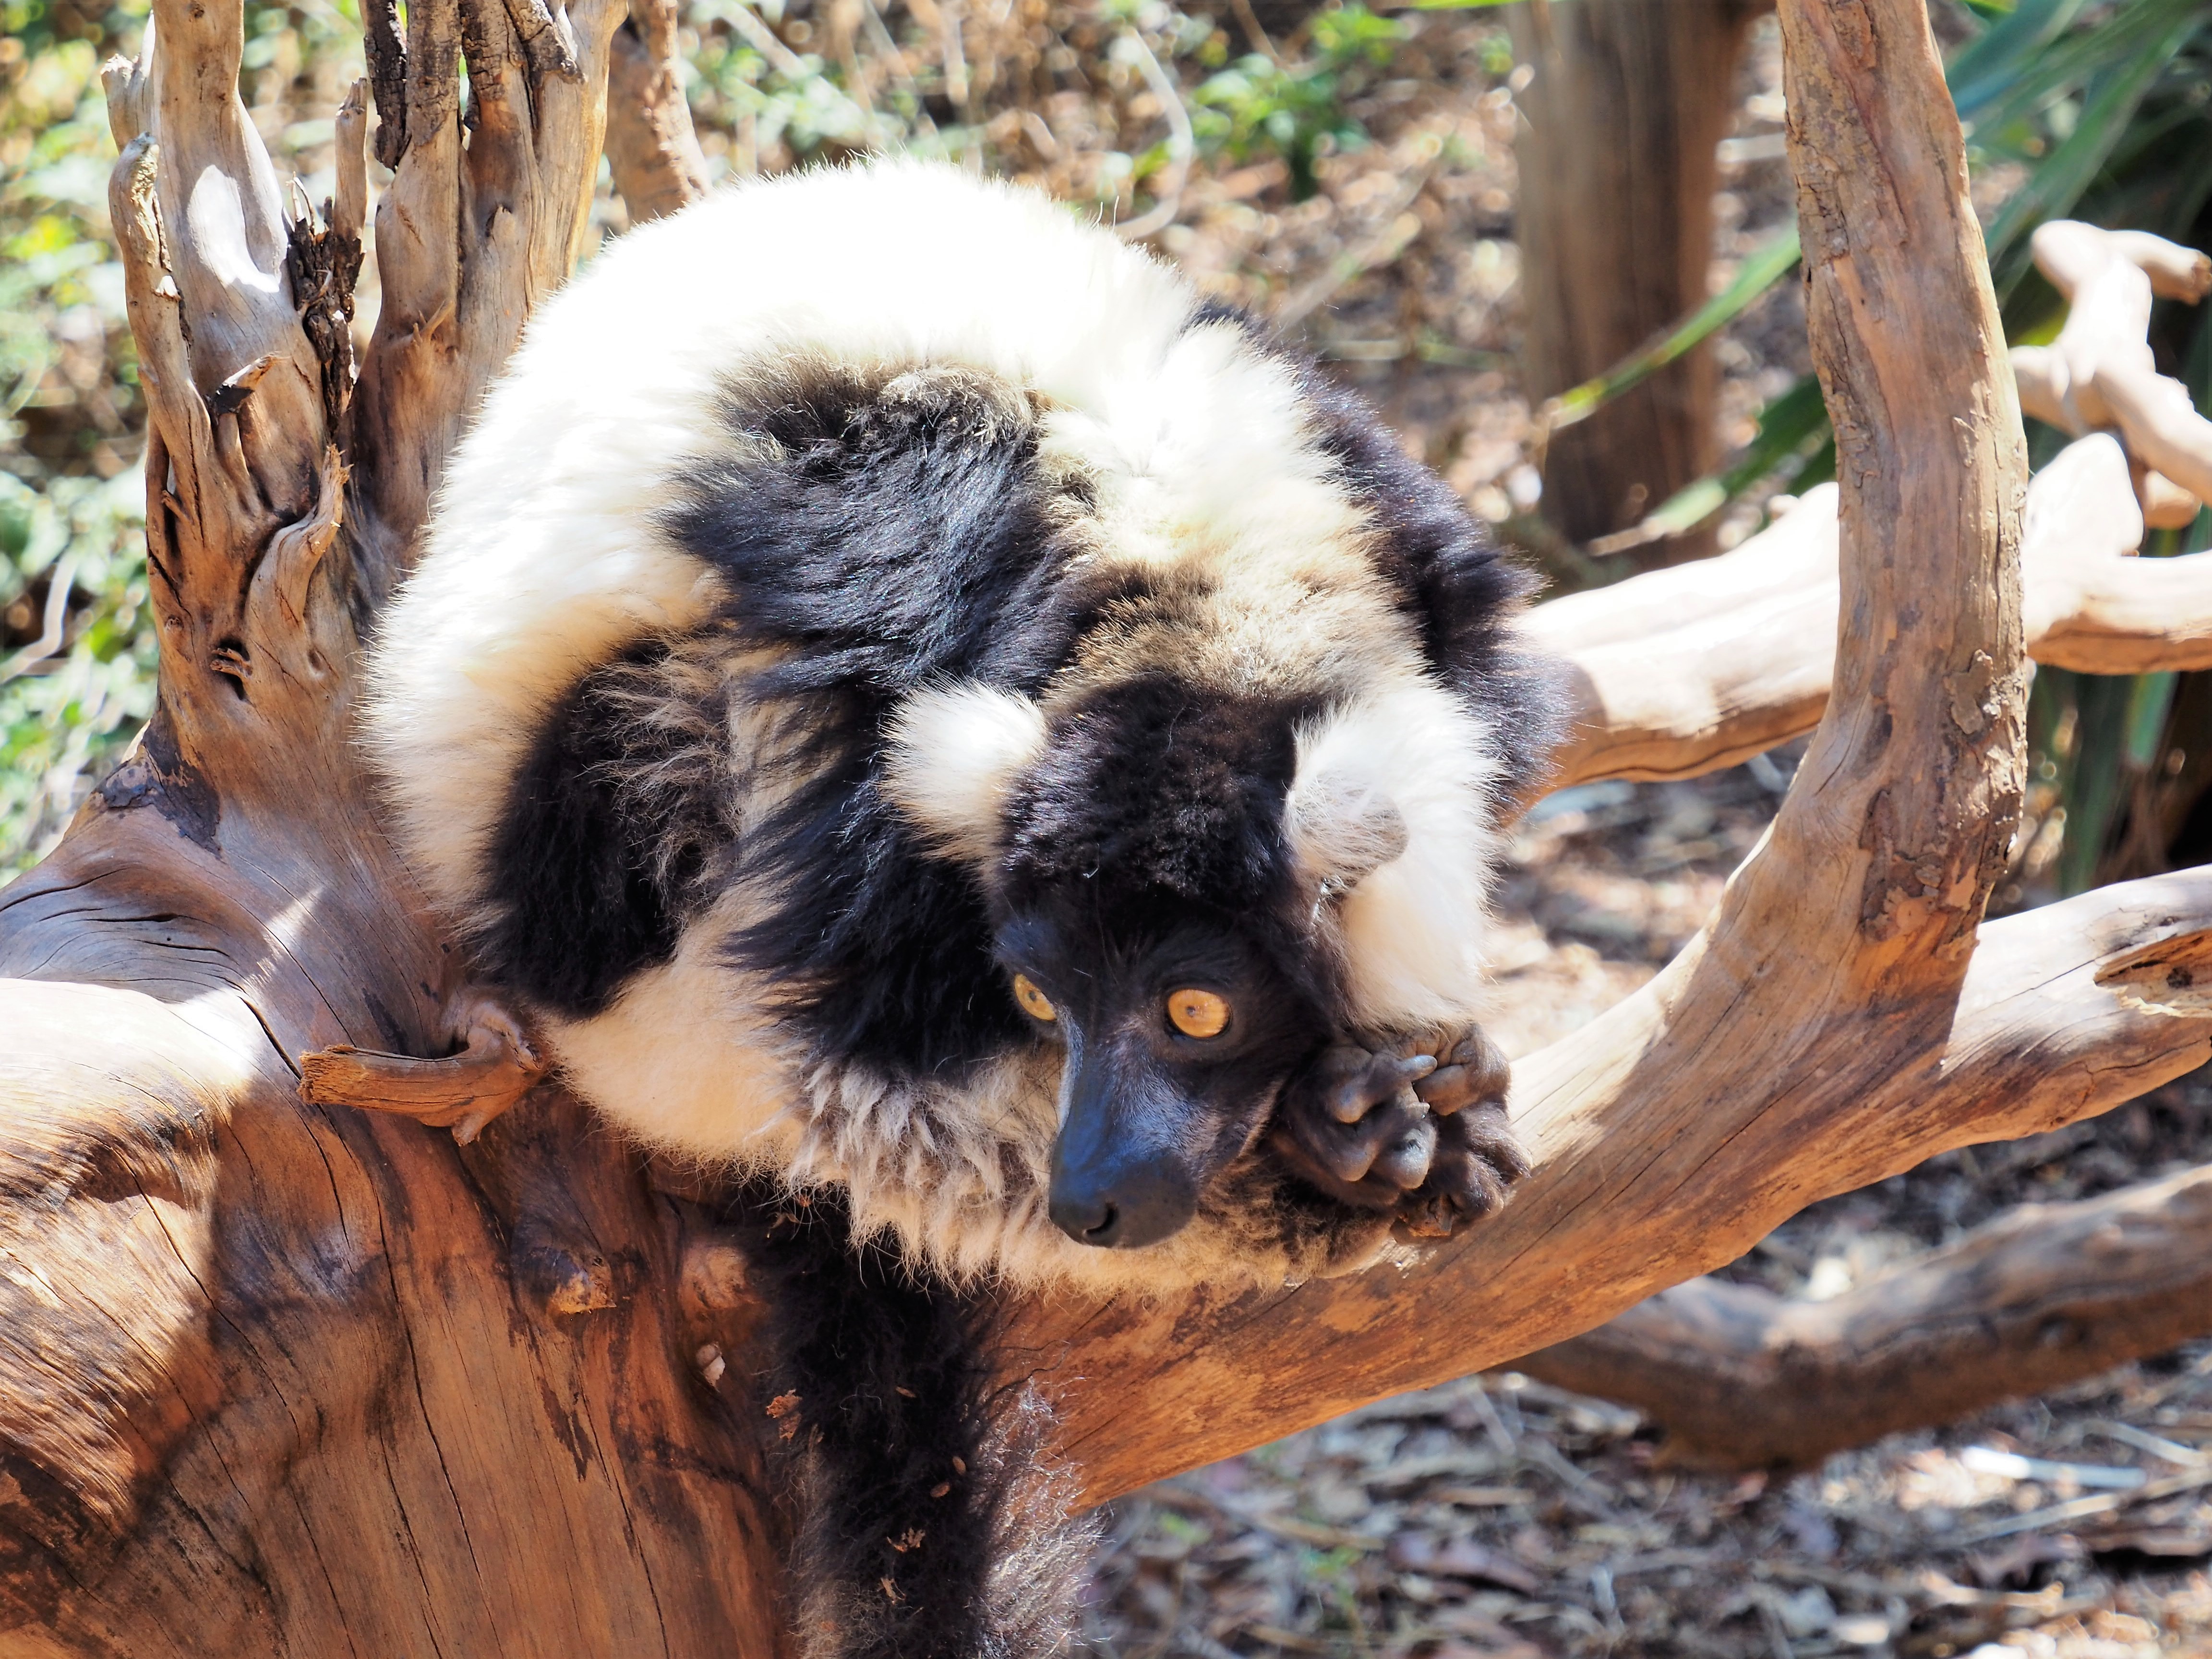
[997,897,1326,1250]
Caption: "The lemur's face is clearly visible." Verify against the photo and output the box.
[997,901,1325,1250]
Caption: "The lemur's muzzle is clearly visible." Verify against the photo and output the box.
[1046,1028,1206,1250]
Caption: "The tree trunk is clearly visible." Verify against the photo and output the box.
[5,0,2212,1651]
[1509,0,1767,557]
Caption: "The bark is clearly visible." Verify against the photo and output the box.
[1509,0,1767,556]
[606,0,711,225]
[0,0,2200,1649]
[1516,1160,2212,1472]
[0,1,783,1650]
[2012,220,2212,525]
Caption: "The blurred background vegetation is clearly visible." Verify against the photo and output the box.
[0,0,2206,891]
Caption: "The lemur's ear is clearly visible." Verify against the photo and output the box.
[883,682,1048,864]
[1284,752,1409,899]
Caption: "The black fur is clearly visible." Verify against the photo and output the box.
[661,365,1202,1081]
[481,332,1556,1659]
[481,637,721,1016]
[727,1180,1093,1659]
[1301,369,1563,803]
[998,674,1320,917]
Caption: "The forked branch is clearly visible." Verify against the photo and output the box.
[1012,0,2051,1503]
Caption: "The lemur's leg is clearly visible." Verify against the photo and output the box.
[1270,1027,1526,1235]
[731,1182,1092,1659]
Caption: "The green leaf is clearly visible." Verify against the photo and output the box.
[1543,226,1801,434]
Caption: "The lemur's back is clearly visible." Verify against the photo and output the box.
[367,163,1198,935]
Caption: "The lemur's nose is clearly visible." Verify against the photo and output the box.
[1047,1160,1192,1249]
[1049,1190,1122,1246]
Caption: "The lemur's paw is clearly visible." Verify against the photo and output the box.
[1268,1042,1441,1210]
[1408,1026,1513,1118]
[1392,1034,1528,1243]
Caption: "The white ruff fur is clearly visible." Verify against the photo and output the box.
[1287,681,1500,1032]
[366,160,1501,1289]
[881,684,1048,863]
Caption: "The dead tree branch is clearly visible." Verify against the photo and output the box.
[606,0,710,224]
[1517,1158,2212,1472]
[1004,0,2060,1501]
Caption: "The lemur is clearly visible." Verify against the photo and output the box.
[362,160,1558,1659]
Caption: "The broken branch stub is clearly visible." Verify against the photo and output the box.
[2013,220,2212,526]
[1530,424,2212,796]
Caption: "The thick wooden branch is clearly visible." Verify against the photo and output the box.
[1015,866,2212,1501]
[1516,1159,2212,1471]
[0,0,794,1642]
[1003,0,2040,1500]
[1534,217,2212,794]
[1534,429,2212,791]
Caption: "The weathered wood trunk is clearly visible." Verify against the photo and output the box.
[5,0,2212,1651]
[1509,0,1767,556]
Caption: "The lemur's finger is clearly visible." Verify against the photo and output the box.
[1314,1097,1424,1182]
[1451,1102,1531,1181]
[1411,1030,1510,1115]
[1389,1100,1530,1241]
[1368,1113,1437,1190]
[1327,1051,1434,1124]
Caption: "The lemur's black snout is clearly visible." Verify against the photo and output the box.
[1048,1032,1203,1250]
[1047,1164,1189,1250]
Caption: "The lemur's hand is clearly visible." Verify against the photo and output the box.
[1395,1027,1527,1241]
[1268,1041,1439,1210]
[1268,1028,1526,1235]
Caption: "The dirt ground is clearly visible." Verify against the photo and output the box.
[1081,762,2212,1659]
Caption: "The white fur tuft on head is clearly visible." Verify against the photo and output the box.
[882,682,1049,864]
[1286,683,1502,1031]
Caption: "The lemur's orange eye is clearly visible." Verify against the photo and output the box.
[1166,988,1230,1039]
[1012,974,1057,1022]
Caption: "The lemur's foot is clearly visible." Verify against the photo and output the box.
[1392,1029,1528,1242]
[1268,1041,1441,1210]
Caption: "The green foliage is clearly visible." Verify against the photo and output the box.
[684,0,886,161]
[1584,0,2212,557]
[0,11,154,878]
[0,471,155,877]
[1189,4,1402,199]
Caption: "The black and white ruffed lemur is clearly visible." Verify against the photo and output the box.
[362,161,1560,1659]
